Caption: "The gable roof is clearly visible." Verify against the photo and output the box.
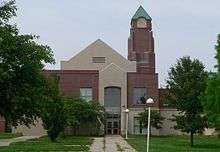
[61,39,136,72]
[132,5,152,21]
[68,39,128,62]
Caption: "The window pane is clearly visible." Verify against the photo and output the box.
[80,89,85,96]
[133,88,147,104]
[80,88,92,102]
[134,117,140,126]
[86,89,92,96]
[104,87,121,108]
[134,117,141,134]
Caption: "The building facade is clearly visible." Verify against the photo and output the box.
[10,6,181,136]
[54,6,161,135]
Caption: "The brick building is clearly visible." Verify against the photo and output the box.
[9,6,181,136]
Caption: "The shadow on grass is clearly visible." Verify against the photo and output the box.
[193,144,220,149]
[150,135,172,138]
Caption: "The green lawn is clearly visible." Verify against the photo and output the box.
[0,133,21,139]
[127,135,220,152]
[0,136,92,151]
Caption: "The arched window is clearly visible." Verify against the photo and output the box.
[104,87,121,110]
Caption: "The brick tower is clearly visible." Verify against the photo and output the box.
[128,6,155,73]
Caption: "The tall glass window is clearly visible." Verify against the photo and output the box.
[104,87,121,108]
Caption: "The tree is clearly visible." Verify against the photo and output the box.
[203,34,220,137]
[203,74,220,137]
[138,109,164,135]
[0,0,16,24]
[215,34,220,73]
[43,101,65,142]
[40,75,66,142]
[167,56,208,146]
[64,97,104,135]
[0,0,54,131]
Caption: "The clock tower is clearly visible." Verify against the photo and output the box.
[128,6,155,73]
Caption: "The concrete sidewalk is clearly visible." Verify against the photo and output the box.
[90,135,136,152]
[0,136,40,147]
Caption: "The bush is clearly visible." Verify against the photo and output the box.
[63,97,105,136]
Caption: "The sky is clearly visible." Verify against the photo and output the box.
[10,0,219,86]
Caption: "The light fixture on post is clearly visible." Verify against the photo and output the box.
[146,98,154,152]
[124,109,129,139]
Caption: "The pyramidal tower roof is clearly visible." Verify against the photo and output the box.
[132,5,152,21]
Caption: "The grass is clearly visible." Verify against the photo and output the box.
[127,135,220,152]
[0,136,92,151]
[0,133,22,139]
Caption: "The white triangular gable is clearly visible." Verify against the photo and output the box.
[61,39,136,72]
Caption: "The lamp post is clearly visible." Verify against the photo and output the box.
[124,109,129,139]
[146,98,154,152]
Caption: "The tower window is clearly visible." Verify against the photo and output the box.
[92,57,106,63]
[133,88,147,104]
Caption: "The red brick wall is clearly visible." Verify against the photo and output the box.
[0,117,5,132]
[44,70,99,101]
[127,19,159,108]
[127,72,159,108]
[130,29,154,53]
[128,20,155,74]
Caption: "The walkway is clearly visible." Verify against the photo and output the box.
[0,136,40,147]
[90,135,136,152]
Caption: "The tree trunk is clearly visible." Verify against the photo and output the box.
[190,131,194,147]
[73,125,76,136]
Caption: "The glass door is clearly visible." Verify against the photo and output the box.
[106,113,120,135]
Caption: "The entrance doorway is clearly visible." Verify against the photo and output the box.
[106,113,121,135]
[104,87,121,135]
